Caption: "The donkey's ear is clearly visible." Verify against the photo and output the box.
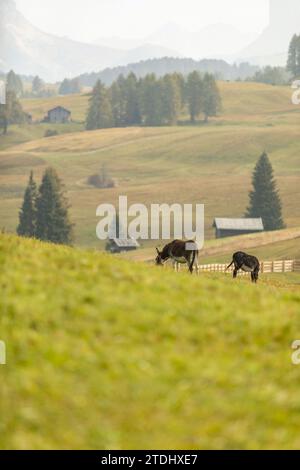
[156,248,160,255]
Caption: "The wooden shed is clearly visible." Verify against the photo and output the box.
[106,238,140,254]
[45,106,71,123]
[213,218,264,239]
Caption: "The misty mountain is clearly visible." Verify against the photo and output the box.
[238,0,300,66]
[146,23,258,58]
[77,57,259,88]
[0,0,180,81]
[96,22,258,60]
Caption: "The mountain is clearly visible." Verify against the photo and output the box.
[0,0,180,81]
[77,57,259,88]
[96,22,258,61]
[238,0,300,66]
[146,22,258,59]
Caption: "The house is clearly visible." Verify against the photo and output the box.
[213,218,264,239]
[106,238,140,254]
[44,106,71,123]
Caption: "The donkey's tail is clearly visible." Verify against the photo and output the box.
[226,260,234,271]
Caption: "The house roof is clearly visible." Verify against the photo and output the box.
[48,106,71,114]
[213,218,264,231]
[112,238,140,248]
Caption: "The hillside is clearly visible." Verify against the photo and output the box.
[0,82,298,248]
[0,234,300,449]
[76,58,258,87]
[121,227,300,263]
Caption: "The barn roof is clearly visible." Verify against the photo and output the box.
[48,106,71,114]
[112,238,140,248]
[213,218,264,231]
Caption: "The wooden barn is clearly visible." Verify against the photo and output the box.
[213,218,264,239]
[106,238,140,254]
[45,106,71,123]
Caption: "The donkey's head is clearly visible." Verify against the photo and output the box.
[155,248,164,266]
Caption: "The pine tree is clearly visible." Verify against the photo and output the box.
[139,74,163,126]
[0,90,24,134]
[86,80,113,130]
[186,71,203,123]
[36,168,73,245]
[110,75,127,127]
[124,73,141,125]
[6,70,23,97]
[17,171,38,238]
[287,34,300,78]
[246,152,285,231]
[161,74,182,125]
[202,73,222,122]
[32,76,44,95]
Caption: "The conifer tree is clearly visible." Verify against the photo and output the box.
[161,74,182,125]
[32,76,44,95]
[202,73,221,122]
[246,152,285,231]
[186,71,203,122]
[86,80,113,130]
[36,168,73,245]
[110,75,127,127]
[17,171,38,237]
[6,70,23,97]
[139,74,163,126]
[124,73,141,125]
[287,34,300,78]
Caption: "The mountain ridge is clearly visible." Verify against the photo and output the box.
[0,0,179,80]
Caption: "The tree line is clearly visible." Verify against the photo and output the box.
[86,71,222,130]
[77,57,259,87]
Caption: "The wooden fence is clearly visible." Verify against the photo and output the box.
[199,260,300,275]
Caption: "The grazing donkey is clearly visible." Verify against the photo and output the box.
[226,251,260,283]
[156,240,199,274]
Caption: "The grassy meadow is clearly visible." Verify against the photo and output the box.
[1,81,300,450]
[0,81,300,252]
[1,234,300,450]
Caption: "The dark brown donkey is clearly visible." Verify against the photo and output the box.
[156,240,199,274]
[226,251,260,283]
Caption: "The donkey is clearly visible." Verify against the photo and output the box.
[156,240,199,274]
[226,251,260,283]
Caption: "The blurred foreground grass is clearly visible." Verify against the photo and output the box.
[1,234,300,449]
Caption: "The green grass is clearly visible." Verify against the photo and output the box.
[0,81,299,247]
[0,123,83,152]
[1,234,300,450]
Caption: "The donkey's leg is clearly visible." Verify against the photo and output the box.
[253,267,259,283]
[195,252,200,276]
[187,253,194,274]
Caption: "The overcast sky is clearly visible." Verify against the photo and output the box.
[16,0,269,42]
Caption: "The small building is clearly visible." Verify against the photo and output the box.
[213,218,264,239]
[106,238,140,254]
[44,106,71,124]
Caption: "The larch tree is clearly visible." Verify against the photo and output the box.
[202,73,222,123]
[186,71,203,123]
[86,80,113,130]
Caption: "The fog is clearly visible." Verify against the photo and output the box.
[16,0,269,43]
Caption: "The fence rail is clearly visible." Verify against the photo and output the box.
[199,260,300,275]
